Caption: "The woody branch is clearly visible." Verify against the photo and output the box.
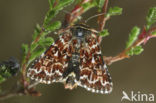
[0,0,91,100]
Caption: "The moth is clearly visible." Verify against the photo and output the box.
[27,23,113,94]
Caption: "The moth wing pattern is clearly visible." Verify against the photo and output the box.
[27,31,74,84]
[78,32,113,94]
[27,24,113,94]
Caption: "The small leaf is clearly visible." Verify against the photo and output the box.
[30,43,39,52]
[48,0,55,9]
[146,7,156,30]
[99,29,109,37]
[107,6,122,17]
[44,0,73,26]
[32,24,41,41]
[21,44,29,56]
[0,65,11,83]
[0,75,6,84]
[151,31,156,35]
[44,10,58,26]
[96,0,105,9]
[39,37,54,47]
[81,1,97,11]
[75,0,82,4]
[28,48,46,65]
[127,48,133,56]
[126,26,140,48]
[127,46,144,56]
[22,44,29,64]
[45,21,61,33]
[133,46,144,55]
[54,0,74,11]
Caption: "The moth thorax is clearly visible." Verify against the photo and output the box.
[77,31,83,37]
[71,54,80,62]
[64,72,77,90]
[75,28,84,37]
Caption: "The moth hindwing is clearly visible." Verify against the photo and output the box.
[27,23,113,94]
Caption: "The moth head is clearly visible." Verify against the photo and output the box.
[71,23,99,38]
[70,24,91,38]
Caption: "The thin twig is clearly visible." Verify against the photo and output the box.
[0,26,46,100]
[97,0,109,44]
[0,0,87,100]
[104,27,156,65]
[98,0,109,31]
[21,27,44,89]
[104,39,145,65]
[0,92,22,101]
[0,81,41,100]
[64,0,91,26]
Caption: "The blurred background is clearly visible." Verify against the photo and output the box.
[0,0,156,103]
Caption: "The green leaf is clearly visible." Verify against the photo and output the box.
[0,75,5,84]
[21,44,29,58]
[126,26,140,48]
[28,48,46,65]
[48,0,55,9]
[44,0,73,26]
[45,21,61,33]
[151,30,156,35]
[96,0,105,9]
[32,24,41,41]
[146,7,156,30]
[127,46,144,56]
[75,0,82,4]
[0,64,12,83]
[44,10,58,26]
[107,6,122,17]
[133,46,144,55]
[39,37,54,47]
[30,43,39,52]
[99,29,109,37]
[3,72,11,79]
[81,1,97,11]
[54,0,74,11]
[21,44,29,64]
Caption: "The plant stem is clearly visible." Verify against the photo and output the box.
[21,27,44,89]
[104,27,156,65]
[104,39,144,65]
[64,0,91,26]
[98,0,110,44]
[0,92,22,101]
[98,0,109,31]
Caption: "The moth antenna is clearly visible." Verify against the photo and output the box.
[62,10,71,14]
[85,13,106,23]
[63,10,82,20]
[63,10,83,27]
